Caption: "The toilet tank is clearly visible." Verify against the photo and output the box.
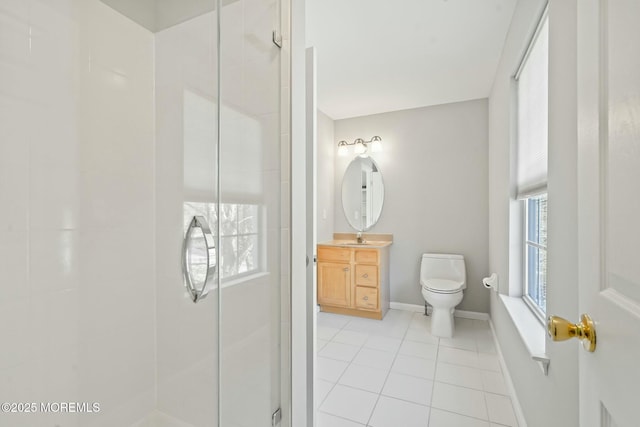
[420,253,466,288]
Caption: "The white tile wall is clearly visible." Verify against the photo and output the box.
[316,311,520,427]
[2,0,288,425]
[0,1,156,426]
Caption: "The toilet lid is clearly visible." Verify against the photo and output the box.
[421,279,464,294]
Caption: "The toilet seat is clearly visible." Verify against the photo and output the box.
[421,278,464,294]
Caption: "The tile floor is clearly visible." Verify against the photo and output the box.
[315,310,519,427]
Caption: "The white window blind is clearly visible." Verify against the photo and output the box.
[516,14,548,199]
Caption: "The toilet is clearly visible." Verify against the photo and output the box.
[420,253,466,338]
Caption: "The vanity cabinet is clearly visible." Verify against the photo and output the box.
[317,244,390,320]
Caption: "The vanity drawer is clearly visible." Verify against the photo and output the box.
[355,287,378,310]
[318,247,351,263]
[355,265,378,287]
[355,249,378,264]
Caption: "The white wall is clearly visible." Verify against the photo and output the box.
[316,110,335,243]
[0,1,156,426]
[334,99,490,313]
[488,0,579,425]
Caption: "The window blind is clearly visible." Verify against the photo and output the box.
[516,14,548,199]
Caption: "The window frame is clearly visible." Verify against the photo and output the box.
[522,195,547,323]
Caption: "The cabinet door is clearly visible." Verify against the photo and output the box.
[318,262,351,307]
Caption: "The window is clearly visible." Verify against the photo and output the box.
[184,202,261,281]
[516,11,548,317]
[218,203,260,278]
[525,195,547,315]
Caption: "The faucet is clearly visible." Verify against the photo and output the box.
[356,232,364,244]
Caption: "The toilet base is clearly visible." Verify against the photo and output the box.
[430,307,455,338]
[421,288,464,338]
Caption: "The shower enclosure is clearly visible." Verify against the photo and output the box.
[0,0,290,426]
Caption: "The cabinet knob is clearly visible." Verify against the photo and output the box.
[343,267,349,272]
[363,273,369,278]
[363,296,369,301]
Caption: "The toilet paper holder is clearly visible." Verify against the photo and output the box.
[482,273,498,291]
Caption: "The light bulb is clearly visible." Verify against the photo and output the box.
[371,136,382,152]
[337,141,349,156]
[353,138,366,154]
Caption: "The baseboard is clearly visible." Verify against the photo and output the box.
[389,302,490,320]
[489,319,528,427]
[454,309,490,320]
[389,302,424,312]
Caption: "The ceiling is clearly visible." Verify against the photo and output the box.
[99,0,215,32]
[306,0,518,119]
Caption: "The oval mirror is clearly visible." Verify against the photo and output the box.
[341,156,385,231]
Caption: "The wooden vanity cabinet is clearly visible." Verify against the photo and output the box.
[317,245,390,320]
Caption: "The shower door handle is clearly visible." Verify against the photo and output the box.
[182,215,216,303]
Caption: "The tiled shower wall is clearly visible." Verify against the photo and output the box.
[0,1,156,426]
[0,0,289,425]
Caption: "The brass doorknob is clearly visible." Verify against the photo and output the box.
[547,314,596,352]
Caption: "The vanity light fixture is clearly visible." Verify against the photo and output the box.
[337,136,383,157]
[337,141,349,156]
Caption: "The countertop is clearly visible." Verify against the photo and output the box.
[318,239,393,249]
[318,232,393,248]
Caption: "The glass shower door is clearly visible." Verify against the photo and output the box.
[155,6,220,427]
[218,0,285,425]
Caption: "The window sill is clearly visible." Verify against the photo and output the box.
[221,271,270,289]
[499,294,550,375]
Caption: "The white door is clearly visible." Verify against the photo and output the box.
[575,0,640,426]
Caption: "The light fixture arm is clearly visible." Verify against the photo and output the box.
[337,136,381,148]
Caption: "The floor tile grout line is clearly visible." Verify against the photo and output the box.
[317,312,513,427]
[482,378,491,424]
[430,406,509,425]
[316,315,365,412]
[331,381,433,409]
[363,317,412,427]
[319,312,415,425]
[316,409,366,426]
[427,313,438,427]
[316,358,352,413]
[318,318,393,415]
